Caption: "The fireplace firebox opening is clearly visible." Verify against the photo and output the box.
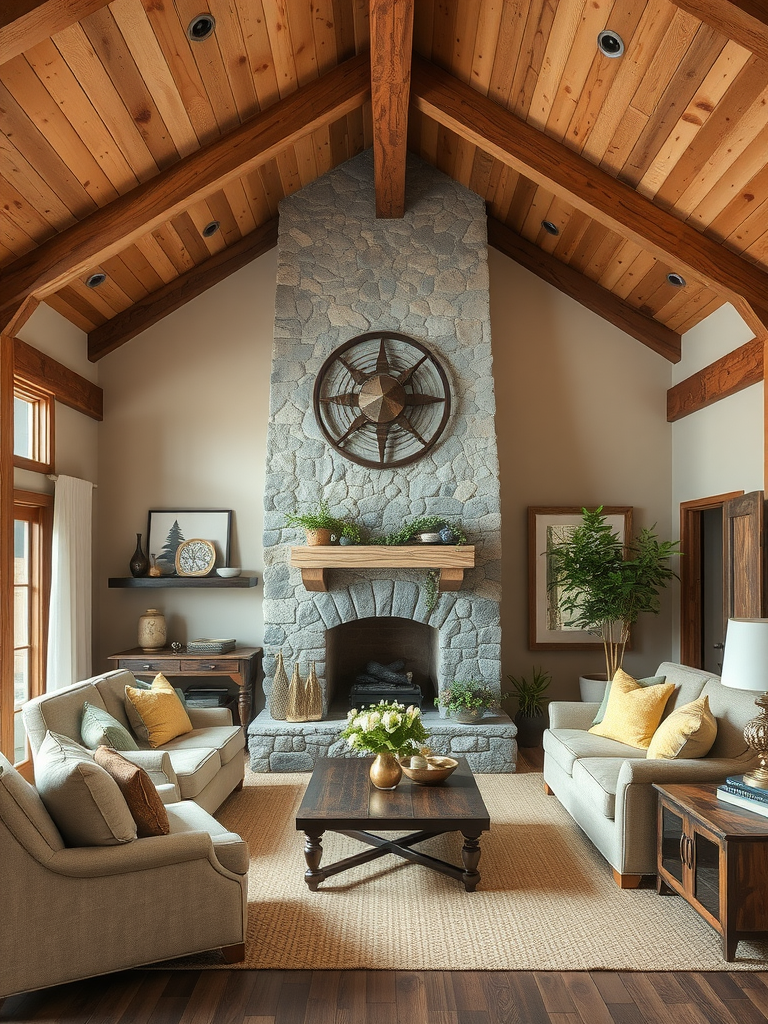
[325,617,439,712]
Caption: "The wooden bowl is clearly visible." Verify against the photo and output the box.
[400,756,458,785]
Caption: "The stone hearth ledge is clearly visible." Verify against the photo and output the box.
[247,710,517,774]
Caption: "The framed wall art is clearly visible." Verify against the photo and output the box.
[146,509,232,576]
[528,506,633,650]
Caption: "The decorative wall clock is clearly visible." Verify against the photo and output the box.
[312,332,451,468]
[175,538,216,576]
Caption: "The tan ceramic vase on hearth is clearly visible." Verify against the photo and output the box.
[305,661,323,721]
[286,663,307,722]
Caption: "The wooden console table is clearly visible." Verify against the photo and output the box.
[655,782,768,961]
[108,647,262,727]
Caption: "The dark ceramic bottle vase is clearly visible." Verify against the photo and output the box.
[129,533,149,577]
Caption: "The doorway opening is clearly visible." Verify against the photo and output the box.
[680,491,744,670]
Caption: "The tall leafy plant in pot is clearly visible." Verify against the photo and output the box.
[546,507,680,681]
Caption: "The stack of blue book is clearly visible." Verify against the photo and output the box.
[717,775,768,818]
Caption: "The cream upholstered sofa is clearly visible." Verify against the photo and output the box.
[23,668,245,813]
[543,661,760,888]
[0,750,248,998]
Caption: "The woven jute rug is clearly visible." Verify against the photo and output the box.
[198,770,768,971]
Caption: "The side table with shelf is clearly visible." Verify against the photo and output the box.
[108,647,262,727]
[655,782,768,961]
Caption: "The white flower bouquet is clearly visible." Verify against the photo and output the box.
[339,700,429,756]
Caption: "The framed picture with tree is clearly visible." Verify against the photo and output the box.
[146,509,232,576]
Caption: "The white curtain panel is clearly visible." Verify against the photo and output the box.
[47,475,95,689]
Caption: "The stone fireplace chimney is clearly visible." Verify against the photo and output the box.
[253,150,511,772]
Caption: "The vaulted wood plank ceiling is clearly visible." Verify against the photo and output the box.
[1,0,768,363]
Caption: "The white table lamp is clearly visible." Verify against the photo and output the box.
[720,617,768,788]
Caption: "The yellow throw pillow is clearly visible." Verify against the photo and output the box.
[588,668,675,749]
[646,695,717,760]
[125,673,193,748]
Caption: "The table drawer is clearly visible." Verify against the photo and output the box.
[121,658,180,673]
[180,658,236,672]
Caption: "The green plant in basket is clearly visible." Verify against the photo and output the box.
[340,700,429,756]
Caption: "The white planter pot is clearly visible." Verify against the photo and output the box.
[578,674,608,702]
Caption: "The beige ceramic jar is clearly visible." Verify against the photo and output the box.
[138,608,166,651]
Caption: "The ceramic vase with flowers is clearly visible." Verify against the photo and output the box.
[339,700,430,789]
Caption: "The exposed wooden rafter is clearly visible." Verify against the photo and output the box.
[667,336,763,421]
[488,218,681,363]
[370,0,414,218]
[0,296,39,339]
[14,338,103,419]
[670,1,768,63]
[88,219,279,360]
[410,56,768,342]
[0,54,371,331]
[0,0,111,65]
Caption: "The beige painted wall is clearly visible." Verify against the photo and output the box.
[95,252,277,686]
[488,248,675,702]
[671,303,763,507]
[22,239,748,706]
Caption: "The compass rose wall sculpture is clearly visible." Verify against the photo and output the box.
[313,331,451,468]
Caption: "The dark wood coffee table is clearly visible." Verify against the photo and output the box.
[295,756,490,892]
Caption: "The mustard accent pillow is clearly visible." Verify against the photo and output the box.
[124,673,193,748]
[588,668,675,749]
[646,695,717,760]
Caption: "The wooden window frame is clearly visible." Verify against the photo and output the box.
[8,490,52,777]
[13,379,54,475]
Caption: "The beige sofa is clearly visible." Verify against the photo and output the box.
[0,750,248,998]
[543,662,760,887]
[23,668,245,813]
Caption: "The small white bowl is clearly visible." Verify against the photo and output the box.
[216,567,241,578]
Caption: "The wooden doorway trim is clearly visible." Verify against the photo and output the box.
[680,491,743,667]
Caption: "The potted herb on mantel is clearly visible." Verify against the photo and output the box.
[546,507,680,692]
[284,501,362,546]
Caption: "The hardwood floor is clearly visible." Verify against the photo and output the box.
[4,748,768,1024]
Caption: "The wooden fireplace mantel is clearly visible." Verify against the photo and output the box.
[289,545,476,593]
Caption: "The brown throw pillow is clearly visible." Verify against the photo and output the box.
[94,747,170,838]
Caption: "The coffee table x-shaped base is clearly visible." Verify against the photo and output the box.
[302,827,483,892]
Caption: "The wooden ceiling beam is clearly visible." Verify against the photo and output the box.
[488,218,682,363]
[0,296,39,339]
[411,56,768,340]
[88,218,279,360]
[14,337,103,418]
[0,53,371,327]
[666,336,763,421]
[370,0,414,218]
[669,1,768,63]
[0,0,111,65]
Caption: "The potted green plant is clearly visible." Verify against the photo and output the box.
[505,666,551,748]
[284,500,361,546]
[435,680,498,723]
[546,507,680,683]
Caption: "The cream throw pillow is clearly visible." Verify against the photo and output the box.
[646,695,717,760]
[125,672,193,748]
[588,668,675,749]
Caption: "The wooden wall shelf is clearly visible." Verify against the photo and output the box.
[108,574,259,589]
[289,545,475,593]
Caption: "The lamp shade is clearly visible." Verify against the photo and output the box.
[720,618,768,692]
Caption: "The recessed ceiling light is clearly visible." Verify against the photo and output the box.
[85,272,106,288]
[667,272,687,288]
[597,30,624,58]
[202,220,221,237]
[187,13,215,41]
[541,220,560,236]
